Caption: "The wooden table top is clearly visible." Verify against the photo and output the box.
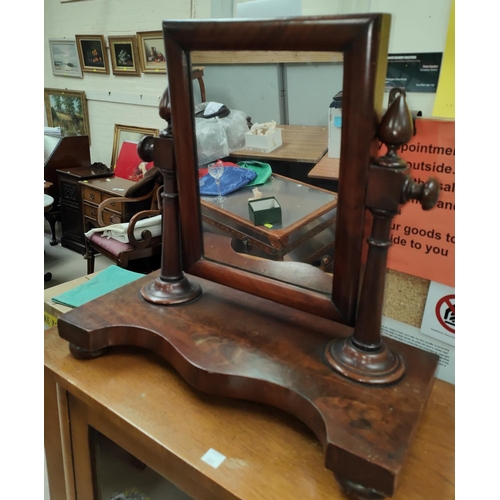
[308,153,340,181]
[230,124,328,164]
[45,325,454,500]
[79,175,134,196]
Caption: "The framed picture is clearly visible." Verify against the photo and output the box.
[48,39,83,78]
[108,35,140,76]
[111,124,159,171]
[44,88,90,139]
[75,35,109,74]
[137,31,167,74]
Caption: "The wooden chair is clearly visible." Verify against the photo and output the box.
[84,172,163,274]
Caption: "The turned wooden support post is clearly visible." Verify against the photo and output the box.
[137,87,202,305]
[326,89,440,384]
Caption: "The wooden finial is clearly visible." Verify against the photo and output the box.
[159,87,172,137]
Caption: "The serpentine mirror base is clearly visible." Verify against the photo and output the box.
[58,270,439,500]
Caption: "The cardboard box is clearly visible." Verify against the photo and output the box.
[244,128,282,153]
[44,272,101,327]
[248,197,282,226]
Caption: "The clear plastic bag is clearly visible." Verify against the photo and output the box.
[194,103,248,166]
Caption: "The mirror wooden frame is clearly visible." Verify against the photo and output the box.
[163,14,390,326]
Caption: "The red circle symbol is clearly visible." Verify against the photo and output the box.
[435,294,455,334]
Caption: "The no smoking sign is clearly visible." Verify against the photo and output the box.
[421,282,455,347]
[435,294,455,334]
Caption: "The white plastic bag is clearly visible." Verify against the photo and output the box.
[194,103,248,166]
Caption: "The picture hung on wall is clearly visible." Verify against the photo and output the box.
[75,34,109,74]
[108,35,141,76]
[44,88,90,141]
[111,124,159,176]
[48,39,83,78]
[137,31,167,74]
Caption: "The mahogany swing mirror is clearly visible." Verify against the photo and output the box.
[58,14,441,500]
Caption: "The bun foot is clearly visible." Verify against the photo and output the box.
[337,477,386,500]
[69,343,109,360]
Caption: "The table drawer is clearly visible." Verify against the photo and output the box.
[82,186,103,204]
[83,204,122,225]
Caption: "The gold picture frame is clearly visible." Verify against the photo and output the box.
[108,35,141,76]
[136,31,167,74]
[75,34,110,74]
[44,88,90,141]
[111,124,159,169]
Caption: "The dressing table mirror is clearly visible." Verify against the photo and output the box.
[58,14,441,499]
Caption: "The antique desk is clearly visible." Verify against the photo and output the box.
[57,167,114,254]
[45,321,454,500]
[80,176,150,232]
[201,173,337,270]
[44,135,91,245]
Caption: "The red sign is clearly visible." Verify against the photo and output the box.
[386,118,455,287]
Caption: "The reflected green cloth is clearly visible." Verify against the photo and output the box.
[236,160,272,186]
[51,265,144,308]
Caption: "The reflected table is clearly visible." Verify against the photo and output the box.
[201,173,337,270]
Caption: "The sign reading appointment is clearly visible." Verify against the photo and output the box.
[385,118,455,287]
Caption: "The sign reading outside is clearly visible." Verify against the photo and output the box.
[385,118,455,287]
[386,53,443,93]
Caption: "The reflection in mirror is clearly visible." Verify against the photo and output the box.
[190,51,343,295]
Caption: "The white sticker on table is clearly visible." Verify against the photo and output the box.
[201,448,226,469]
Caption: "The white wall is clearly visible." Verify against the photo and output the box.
[44,0,453,166]
[44,0,210,166]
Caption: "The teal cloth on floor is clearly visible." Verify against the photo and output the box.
[51,265,144,308]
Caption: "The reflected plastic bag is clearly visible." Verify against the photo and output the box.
[194,103,248,167]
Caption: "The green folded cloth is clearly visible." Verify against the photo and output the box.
[51,265,144,308]
[236,160,272,186]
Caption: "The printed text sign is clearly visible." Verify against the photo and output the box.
[386,118,455,286]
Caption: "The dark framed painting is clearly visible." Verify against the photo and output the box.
[136,30,167,74]
[108,35,140,76]
[48,39,83,78]
[75,34,110,74]
[44,88,90,140]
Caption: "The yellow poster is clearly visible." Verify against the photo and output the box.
[433,0,455,118]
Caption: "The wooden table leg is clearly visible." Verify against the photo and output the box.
[44,368,76,500]
[68,394,97,499]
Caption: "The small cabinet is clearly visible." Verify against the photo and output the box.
[57,167,113,254]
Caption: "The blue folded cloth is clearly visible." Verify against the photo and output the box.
[199,166,257,196]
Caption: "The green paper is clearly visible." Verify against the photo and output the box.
[51,265,144,308]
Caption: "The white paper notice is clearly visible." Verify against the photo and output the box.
[381,316,455,384]
[421,282,455,347]
[201,448,226,469]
